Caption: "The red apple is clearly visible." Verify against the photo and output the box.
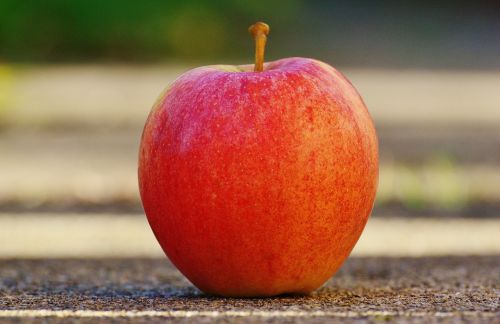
[138,22,378,297]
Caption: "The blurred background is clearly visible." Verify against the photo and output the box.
[0,0,499,257]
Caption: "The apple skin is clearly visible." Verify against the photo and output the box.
[138,57,378,297]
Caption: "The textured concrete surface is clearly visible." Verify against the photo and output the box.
[0,256,498,322]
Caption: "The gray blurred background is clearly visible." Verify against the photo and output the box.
[0,0,499,257]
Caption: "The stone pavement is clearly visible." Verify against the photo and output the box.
[0,256,498,323]
[0,213,498,322]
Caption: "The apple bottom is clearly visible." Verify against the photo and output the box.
[145,177,373,297]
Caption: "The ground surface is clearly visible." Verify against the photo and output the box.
[0,256,498,323]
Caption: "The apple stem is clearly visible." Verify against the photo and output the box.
[248,22,270,72]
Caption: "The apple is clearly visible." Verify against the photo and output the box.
[138,22,378,297]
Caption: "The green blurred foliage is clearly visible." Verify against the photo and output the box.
[0,1,498,67]
[377,153,468,211]
[0,64,13,121]
[0,0,301,62]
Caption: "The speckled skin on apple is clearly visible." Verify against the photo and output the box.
[138,57,378,297]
